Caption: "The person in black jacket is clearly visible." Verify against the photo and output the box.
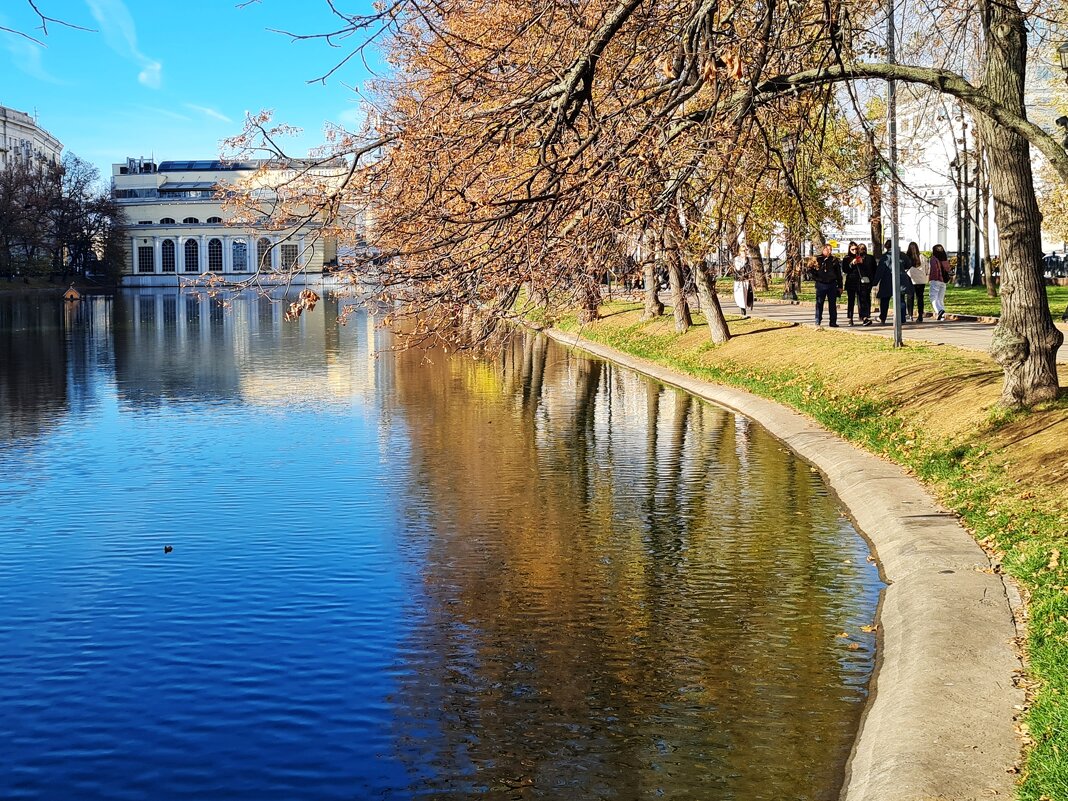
[847,243,878,325]
[841,241,861,325]
[809,244,843,327]
[874,241,913,324]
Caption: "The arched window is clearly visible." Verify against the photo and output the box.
[256,237,272,271]
[206,216,223,224]
[208,238,223,272]
[161,239,176,272]
[232,240,248,272]
[182,217,200,225]
[160,217,176,225]
[184,239,199,272]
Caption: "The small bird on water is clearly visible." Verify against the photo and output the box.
[163,545,173,554]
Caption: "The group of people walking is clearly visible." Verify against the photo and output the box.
[808,241,954,328]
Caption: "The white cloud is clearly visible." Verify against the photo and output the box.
[84,0,162,88]
[138,61,162,89]
[185,104,233,124]
[1,32,64,83]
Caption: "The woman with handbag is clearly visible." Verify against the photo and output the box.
[905,242,929,322]
[928,244,951,320]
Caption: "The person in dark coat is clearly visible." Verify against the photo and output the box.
[846,243,878,325]
[875,241,913,324]
[809,244,843,327]
[841,241,860,325]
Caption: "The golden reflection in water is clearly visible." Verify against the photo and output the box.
[384,329,877,800]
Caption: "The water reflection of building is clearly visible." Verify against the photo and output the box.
[111,290,390,409]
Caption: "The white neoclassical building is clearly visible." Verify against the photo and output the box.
[0,105,62,170]
[113,157,342,287]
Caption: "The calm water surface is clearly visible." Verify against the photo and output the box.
[0,291,883,800]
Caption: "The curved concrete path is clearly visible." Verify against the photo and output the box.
[546,327,1024,801]
[746,299,1068,363]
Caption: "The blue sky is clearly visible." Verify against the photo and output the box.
[1,0,381,177]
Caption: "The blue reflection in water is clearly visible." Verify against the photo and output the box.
[0,290,882,800]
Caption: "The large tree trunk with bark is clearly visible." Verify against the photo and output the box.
[663,229,691,333]
[747,241,768,290]
[694,259,731,343]
[979,0,1063,405]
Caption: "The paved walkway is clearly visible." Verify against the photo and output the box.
[744,300,1068,363]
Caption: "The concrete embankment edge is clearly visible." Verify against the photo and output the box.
[545,327,1023,801]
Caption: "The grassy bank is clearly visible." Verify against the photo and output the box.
[556,302,1068,801]
[715,277,1068,319]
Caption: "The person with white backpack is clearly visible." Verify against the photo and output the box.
[905,242,929,322]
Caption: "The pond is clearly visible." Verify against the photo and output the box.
[0,290,883,800]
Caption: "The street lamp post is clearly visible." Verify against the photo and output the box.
[888,2,902,345]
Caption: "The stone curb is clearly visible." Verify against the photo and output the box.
[545,326,1024,801]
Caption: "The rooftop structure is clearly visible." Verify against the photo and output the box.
[0,105,62,171]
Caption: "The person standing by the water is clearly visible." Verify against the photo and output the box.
[875,240,913,324]
[732,252,754,317]
[841,241,861,325]
[810,244,843,328]
[905,242,928,322]
[852,243,878,326]
[928,244,951,321]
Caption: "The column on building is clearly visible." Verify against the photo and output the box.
[153,236,162,274]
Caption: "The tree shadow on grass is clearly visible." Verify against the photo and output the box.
[728,322,798,338]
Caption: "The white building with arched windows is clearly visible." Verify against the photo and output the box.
[113,157,343,286]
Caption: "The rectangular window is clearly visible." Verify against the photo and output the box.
[137,245,154,273]
[281,244,299,270]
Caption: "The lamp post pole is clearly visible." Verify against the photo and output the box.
[888,2,902,346]
[961,124,971,286]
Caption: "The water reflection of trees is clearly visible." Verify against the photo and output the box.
[387,329,880,799]
[0,295,104,442]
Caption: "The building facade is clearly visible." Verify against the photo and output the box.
[113,158,340,287]
[0,105,62,170]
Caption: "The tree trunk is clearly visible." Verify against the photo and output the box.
[869,147,884,259]
[694,259,731,343]
[640,227,663,320]
[979,0,1063,405]
[979,145,996,297]
[747,241,768,291]
[663,230,691,333]
[783,232,801,300]
[577,275,601,324]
